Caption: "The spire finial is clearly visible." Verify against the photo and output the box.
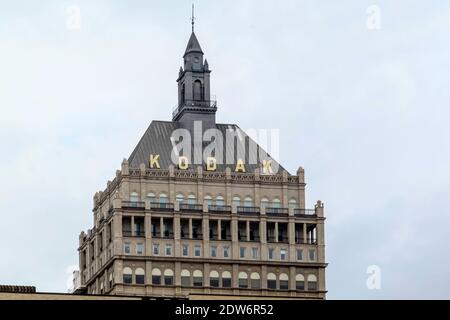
[191,3,195,32]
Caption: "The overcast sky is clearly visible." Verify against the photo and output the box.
[1,0,449,299]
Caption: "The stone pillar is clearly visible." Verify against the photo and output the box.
[297,167,305,209]
[225,167,232,206]
[282,170,288,208]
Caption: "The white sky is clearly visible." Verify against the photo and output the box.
[0,0,449,299]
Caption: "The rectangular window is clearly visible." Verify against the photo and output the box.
[181,276,190,287]
[136,243,144,255]
[210,245,217,258]
[136,274,145,285]
[267,279,277,289]
[280,280,289,290]
[182,244,189,257]
[268,248,274,260]
[164,276,173,285]
[239,247,246,259]
[222,277,231,288]
[210,278,220,288]
[165,244,172,256]
[152,275,161,285]
[239,278,248,289]
[309,249,316,261]
[193,276,203,287]
[124,242,131,254]
[252,247,259,259]
[152,243,160,256]
[123,274,132,284]
[280,249,287,261]
[194,245,201,257]
[296,249,303,261]
[223,246,230,258]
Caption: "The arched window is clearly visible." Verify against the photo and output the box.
[238,272,248,289]
[164,269,174,285]
[215,196,225,207]
[204,195,213,207]
[181,269,191,287]
[260,198,269,209]
[151,268,162,285]
[244,197,253,207]
[147,193,156,206]
[135,268,145,285]
[307,274,317,291]
[209,271,220,287]
[158,193,168,208]
[130,192,139,203]
[296,274,305,291]
[279,273,289,290]
[289,199,298,210]
[267,272,277,289]
[123,267,132,284]
[250,272,261,289]
[232,196,241,207]
[188,194,197,205]
[272,198,281,209]
[193,80,203,100]
[222,271,232,288]
[176,193,184,204]
[193,270,203,287]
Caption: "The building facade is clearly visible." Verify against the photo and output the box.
[77,28,327,299]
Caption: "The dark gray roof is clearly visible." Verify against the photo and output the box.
[184,32,203,56]
[128,120,285,174]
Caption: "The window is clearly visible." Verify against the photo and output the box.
[159,193,168,208]
[280,249,287,261]
[289,199,298,209]
[181,269,191,287]
[296,274,305,291]
[182,244,189,257]
[165,244,172,256]
[297,249,303,261]
[309,249,316,261]
[152,243,160,255]
[260,198,269,209]
[272,198,281,208]
[267,273,277,289]
[123,267,132,284]
[109,273,113,289]
[252,247,259,259]
[222,271,232,288]
[210,271,220,287]
[238,272,248,288]
[135,268,145,284]
[215,196,225,206]
[193,270,203,287]
[164,269,174,285]
[250,272,261,289]
[268,248,274,260]
[210,245,217,258]
[130,192,139,203]
[147,193,156,207]
[124,242,131,254]
[307,274,317,291]
[232,196,241,207]
[152,268,161,285]
[176,193,184,204]
[136,243,144,255]
[194,245,201,257]
[223,246,230,258]
[187,194,197,205]
[204,195,213,207]
[244,197,253,207]
[239,247,246,259]
[279,273,289,290]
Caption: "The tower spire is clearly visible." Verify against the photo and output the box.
[191,3,195,32]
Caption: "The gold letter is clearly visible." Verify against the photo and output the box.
[235,159,246,173]
[206,157,217,171]
[179,156,189,170]
[262,159,273,174]
[149,154,160,169]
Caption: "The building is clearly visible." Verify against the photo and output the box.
[77,25,327,300]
